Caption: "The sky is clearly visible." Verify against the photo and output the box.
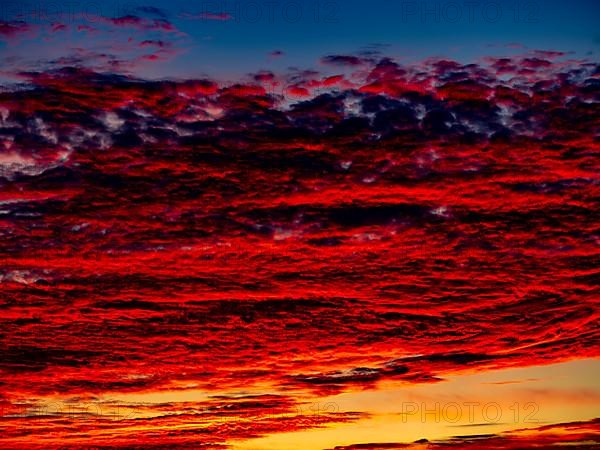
[0,1,599,449]
[0,0,599,79]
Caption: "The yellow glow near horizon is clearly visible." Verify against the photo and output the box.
[232,358,600,450]
[21,359,599,449]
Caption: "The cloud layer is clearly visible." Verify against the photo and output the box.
[0,52,599,447]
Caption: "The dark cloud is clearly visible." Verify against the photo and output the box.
[321,54,365,67]
[324,419,600,449]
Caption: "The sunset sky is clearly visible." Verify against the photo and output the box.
[1,1,599,448]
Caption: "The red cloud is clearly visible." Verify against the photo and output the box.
[90,15,178,32]
[0,52,598,448]
[0,20,32,38]
[50,23,67,33]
